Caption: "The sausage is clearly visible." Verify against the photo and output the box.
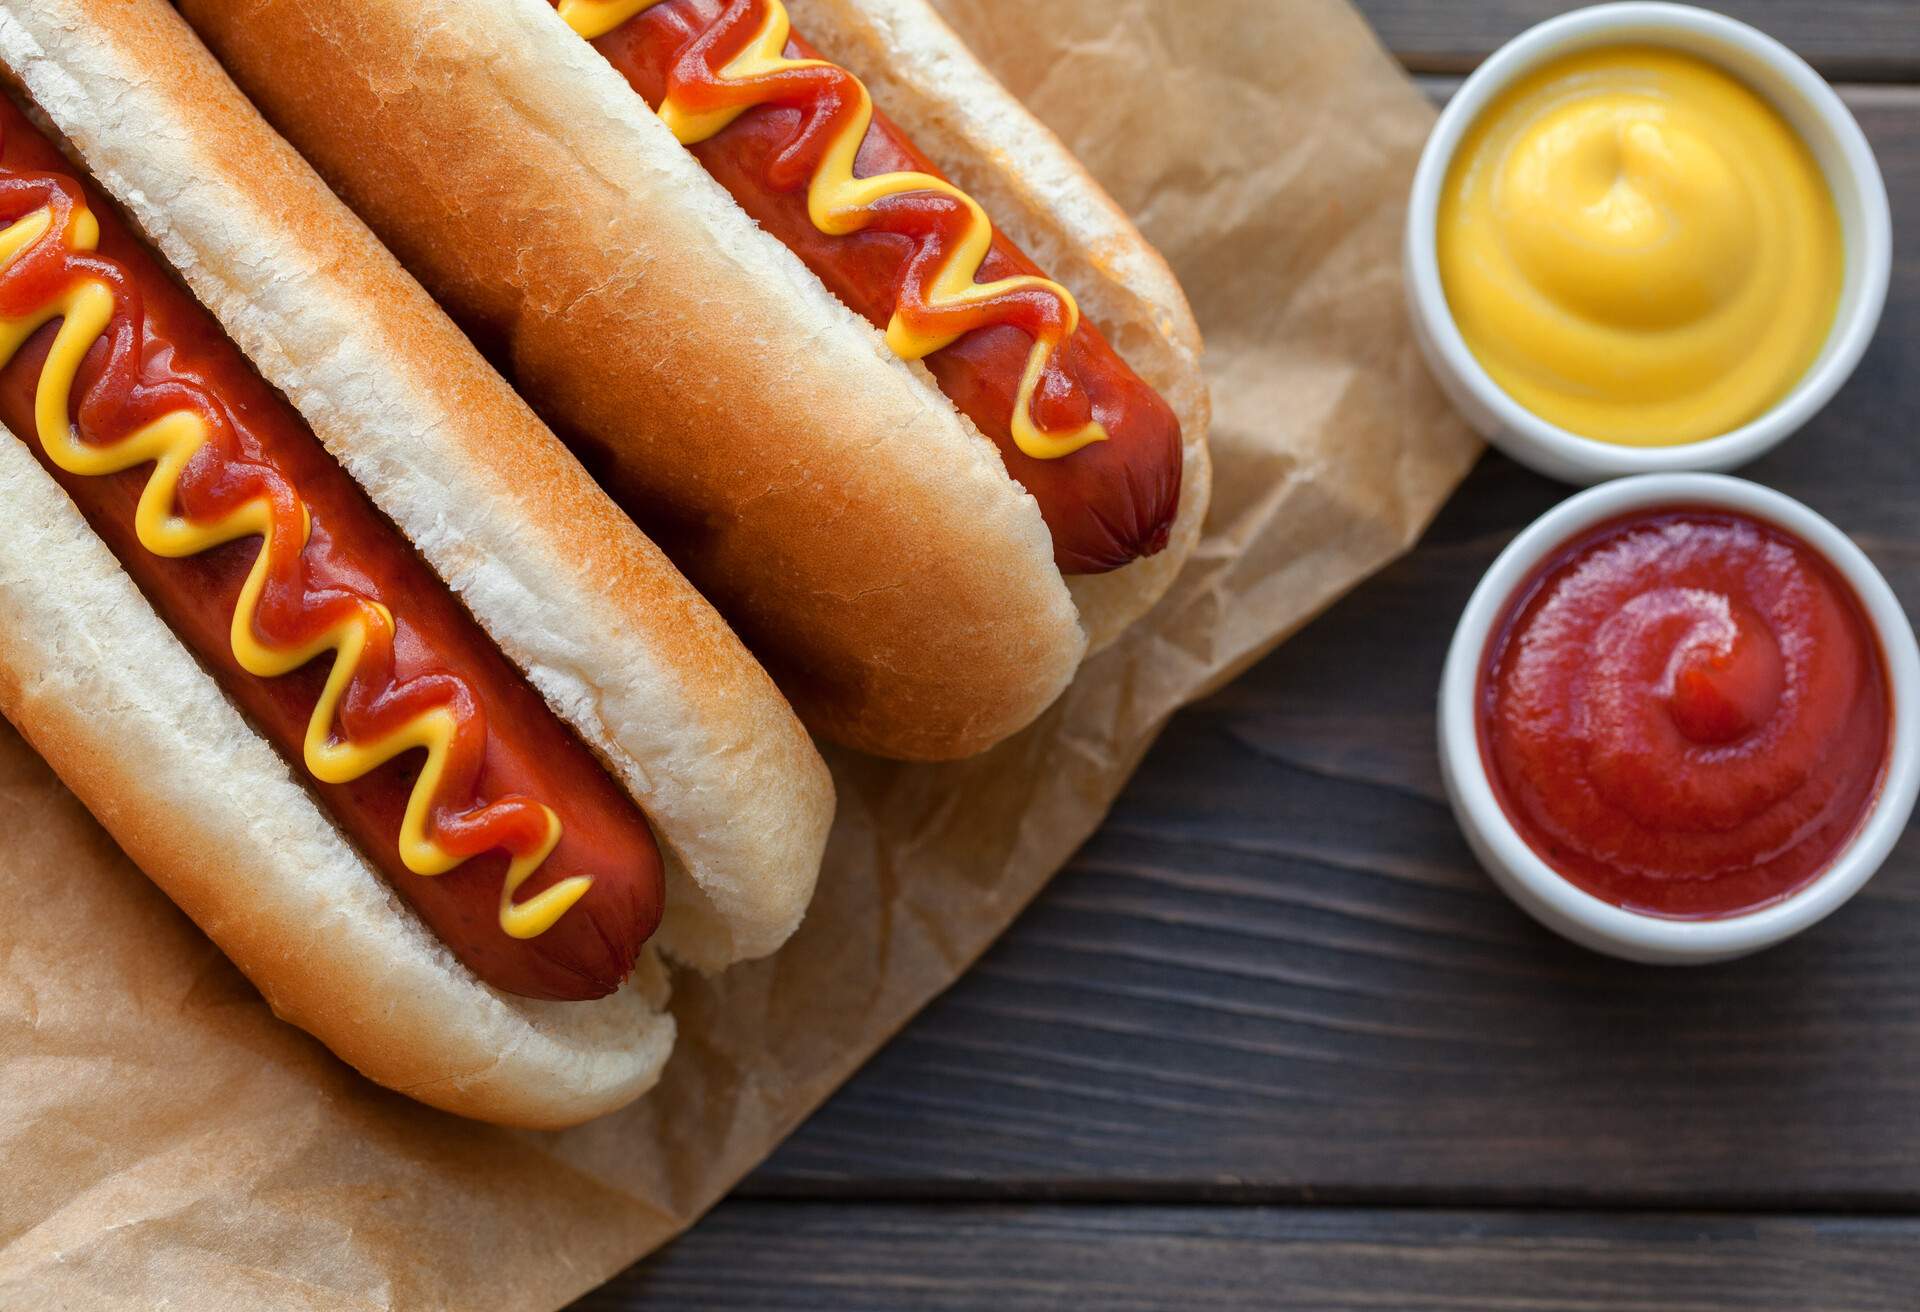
[0,99,663,1001]
[580,0,1183,575]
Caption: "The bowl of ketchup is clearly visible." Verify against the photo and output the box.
[1440,474,1920,962]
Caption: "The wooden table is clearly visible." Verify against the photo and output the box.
[578,4,1920,1305]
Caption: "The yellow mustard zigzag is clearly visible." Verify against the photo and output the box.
[557,0,1106,458]
[0,205,586,939]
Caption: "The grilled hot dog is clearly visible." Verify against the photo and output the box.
[0,0,834,1125]
[576,0,1183,573]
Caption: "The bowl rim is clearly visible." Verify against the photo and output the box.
[1438,473,1920,960]
[1404,1,1893,482]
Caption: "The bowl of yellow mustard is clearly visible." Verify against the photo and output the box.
[1405,3,1890,484]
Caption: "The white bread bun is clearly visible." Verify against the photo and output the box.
[174,0,1212,758]
[0,0,835,1126]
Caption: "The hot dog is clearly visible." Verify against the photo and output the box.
[576,0,1183,575]
[176,0,1213,760]
[0,0,833,1126]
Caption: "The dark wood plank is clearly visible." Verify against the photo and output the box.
[577,1205,1920,1310]
[735,87,1920,1206]
[1354,0,1920,80]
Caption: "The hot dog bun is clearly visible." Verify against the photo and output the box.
[0,0,834,1126]
[174,0,1212,760]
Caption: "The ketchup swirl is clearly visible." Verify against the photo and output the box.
[1480,509,1891,918]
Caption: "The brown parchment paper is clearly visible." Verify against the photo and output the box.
[0,0,1478,1305]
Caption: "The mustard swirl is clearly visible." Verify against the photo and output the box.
[1437,46,1842,445]
[558,0,1106,459]
[0,199,587,939]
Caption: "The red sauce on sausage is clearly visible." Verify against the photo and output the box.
[582,0,1183,574]
[1479,508,1891,919]
[0,98,662,999]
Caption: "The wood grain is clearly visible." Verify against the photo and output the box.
[735,88,1920,1206]
[580,1205,1920,1310]
[1352,0,1920,79]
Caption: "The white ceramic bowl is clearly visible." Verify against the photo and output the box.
[1404,3,1891,485]
[1439,474,1920,962]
